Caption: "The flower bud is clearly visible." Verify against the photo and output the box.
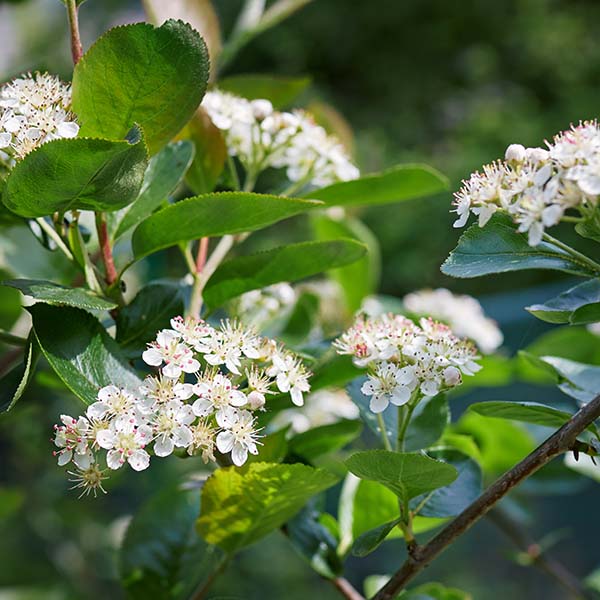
[247,390,266,410]
[504,143,526,163]
[525,147,550,165]
[443,366,462,386]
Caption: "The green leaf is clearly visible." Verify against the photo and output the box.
[441,214,599,279]
[2,279,117,310]
[2,135,147,218]
[535,355,600,403]
[72,20,209,154]
[404,394,449,452]
[183,107,227,194]
[401,582,471,600]
[115,282,184,356]
[347,376,397,441]
[219,74,310,109]
[311,213,380,312]
[114,141,195,240]
[131,193,322,261]
[470,400,583,430]
[242,427,289,467]
[310,353,362,392]
[279,292,319,346]
[526,279,600,324]
[288,420,363,462]
[120,486,223,600]
[345,450,458,504]
[203,239,367,309]
[287,505,343,578]
[29,304,141,405]
[197,462,339,553]
[352,518,402,557]
[303,164,449,208]
[410,450,481,518]
[0,338,39,413]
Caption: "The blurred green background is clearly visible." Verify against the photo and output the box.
[1,0,600,598]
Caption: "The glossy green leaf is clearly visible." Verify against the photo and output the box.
[183,107,227,194]
[131,193,321,261]
[197,462,339,553]
[536,355,600,404]
[29,304,141,405]
[526,279,600,324]
[114,141,195,240]
[441,214,599,279]
[404,394,449,452]
[2,135,147,218]
[288,420,363,462]
[311,213,380,312]
[287,505,343,578]
[470,400,580,430]
[304,164,449,207]
[72,20,209,153]
[2,279,117,310]
[410,450,481,518]
[0,338,39,413]
[352,517,402,557]
[120,486,223,600]
[345,450,458,504]
[203,239,367,309]
[115,282,184,356]
[219,74,310,108]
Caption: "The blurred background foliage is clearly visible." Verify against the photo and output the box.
[2,0,600,599]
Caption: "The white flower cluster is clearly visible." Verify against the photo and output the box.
[52,316,311,497]
[453,121,600,246]
[402,288,503,354]
[334,314,481,413]
[202,89,359,188]
[0,72,79,166]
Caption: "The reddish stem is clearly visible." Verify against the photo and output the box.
[66,0,83,65]
[195,237,209,273]
[96,214,118,286]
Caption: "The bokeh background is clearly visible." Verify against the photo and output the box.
[1,0,600,598]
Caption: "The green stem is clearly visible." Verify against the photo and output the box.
[242,170,257,192]
[227,154,241,191]
[376,413,392,451]
[34,217,74,262]
[542,232,600,274]
[397,400,417,452]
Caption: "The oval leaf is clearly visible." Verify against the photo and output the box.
[2,279,117,310]
[72,20,209,153]
[114,141,195,240]
[442,214,599,279]
[345,450,458,505]
[303,164,449,208]
[197,462,339,553]
[2,136,147,218]
[131,193,322,261]
[203,239,367,309]
[29,304,141,405]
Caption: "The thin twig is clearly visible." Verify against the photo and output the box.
[373,394,600,600]
[189,555,228,600]
[195,237,209,273]
[332,577,365,600]
[487,508,590,599]
[95,213,118,287]
[66,0,83,65]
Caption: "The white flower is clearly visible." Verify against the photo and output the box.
[401,288,503,354]
[170,315,214,351]
[0,72,79,163]
[53,414,94,469]
[361,362,415,413]
[150,400,194,457]
[216,409,260,466]
[203,320,261,375]
[86,385,137,421]
[269,352,311,406]
[96,420,151,471]
[142,329,200,378]
[191,372,247,424]
[187,419,218,463]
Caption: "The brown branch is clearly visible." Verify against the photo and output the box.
[332,577,365,600]
[487,508,590,599]
[66,0,83,65]
[195,237,209,273]
[373,394,600,600]
[95,213,118,287]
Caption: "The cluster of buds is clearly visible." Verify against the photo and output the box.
[453,121,600,246]
[52,317,311,497]
[334,314,481,413]
[0,72,79,168]
[202,89,359,188]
